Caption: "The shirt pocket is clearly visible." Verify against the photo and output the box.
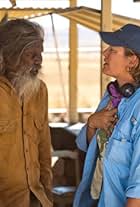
[34,117,44,130]
[0,119,16,178]
[106,138,133,167]
[0,119,16,145]
[32,115,45,144]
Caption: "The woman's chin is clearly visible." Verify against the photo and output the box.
[103,70,113,77]
[103,68,109,75]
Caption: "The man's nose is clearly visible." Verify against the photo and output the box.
[34,55,42,64]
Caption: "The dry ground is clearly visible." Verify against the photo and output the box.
[40,52,101,113]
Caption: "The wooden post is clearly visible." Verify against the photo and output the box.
[0,10,7,22]
[69,0,78,123]
[100,0,112,97]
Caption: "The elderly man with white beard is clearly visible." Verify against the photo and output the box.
[0,19,52,207]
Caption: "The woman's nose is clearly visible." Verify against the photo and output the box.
[103,47,109,57]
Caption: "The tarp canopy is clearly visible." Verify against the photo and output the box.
[1,6,140,31]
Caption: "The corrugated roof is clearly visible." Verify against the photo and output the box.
[58,6,140,31]
[0,6,140,31]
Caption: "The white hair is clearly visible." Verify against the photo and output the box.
[10,67,41,102]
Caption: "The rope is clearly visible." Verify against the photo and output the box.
[50,14,68,110]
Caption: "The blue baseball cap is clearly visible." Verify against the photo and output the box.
[100,24,140,54]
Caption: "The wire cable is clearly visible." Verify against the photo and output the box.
[50,13,68,109]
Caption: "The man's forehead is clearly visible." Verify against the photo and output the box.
[24,40,43,51]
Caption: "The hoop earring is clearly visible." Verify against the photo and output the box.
[126,66,132,73]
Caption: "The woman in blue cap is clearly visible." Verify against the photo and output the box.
[73,24,140,207]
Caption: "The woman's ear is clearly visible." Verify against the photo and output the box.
[128,55,139,68]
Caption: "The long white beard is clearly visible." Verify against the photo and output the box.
[10,68,41,102]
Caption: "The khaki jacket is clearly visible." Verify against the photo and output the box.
[0,76,52,207]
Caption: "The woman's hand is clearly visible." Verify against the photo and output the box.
[87,107,118,143]
[88,107,117,131]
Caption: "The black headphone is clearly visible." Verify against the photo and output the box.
[107,80,138,98]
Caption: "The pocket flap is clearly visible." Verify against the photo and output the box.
[34,117,45,130]
[0,120,16,133]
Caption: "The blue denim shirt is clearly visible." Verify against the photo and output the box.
[73,89,140,207]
